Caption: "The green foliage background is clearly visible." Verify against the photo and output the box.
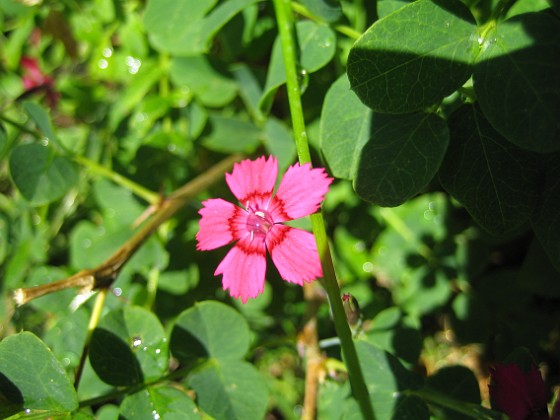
[0,0,559,418]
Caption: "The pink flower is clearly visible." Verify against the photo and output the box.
[196,156,333,303]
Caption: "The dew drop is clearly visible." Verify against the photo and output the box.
[131,337,142,348]
[102,47,113,58]
[24,408,31,414]
[82,238,92,248]
[98,58,109,69]
[113,287,122,297]
[354,241,365,252]
[155,348,161,354]
[152,410,161,420]
[362,262,374,273]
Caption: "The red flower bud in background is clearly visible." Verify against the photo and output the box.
[20,56,59,108]
[489,349,549,420]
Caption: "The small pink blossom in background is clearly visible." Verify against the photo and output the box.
[489,362,550,420]
[20,56,59,108]
[196,156,333,303]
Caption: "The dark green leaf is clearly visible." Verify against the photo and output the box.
[9,143,79,205]
[518,239,560,297]
[473,12,560,152]
[202,115,261,153]
[231,63,265,122]
[347,0,477,113]
[23,101,58,145]
[89,306,168,386]
[354,340,429,419]
[353,112,449,206]
[439,105,541,236]
[187,359,267,420]
[260,20,336,112]
[370,193,454,317]
[425,366,482,420]
[365,307,422,365]
[531,156,560,271]
[320,74,372,180]
[109,61,163,129]
[120,386,199,419]
[263,118,296,170]
[0,123,8,159]
[170,56,237,107]
[144,0,257,56]
[170,301,250,363]
[0,332,78,418]
[300,0,342,23]
[449,292,492,344]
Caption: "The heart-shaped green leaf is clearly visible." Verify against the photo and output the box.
[347,0,477,113]
[353,112,449,207]
[439,105,541,235]
[170,301,250,363]
[9,143,79,205]
[144,0,257,56]
[320,74,372,180]
[187,359,267,420]
[89,306,168,386]
[0,332,78,418]
[473,12,560,152]
[120,386,199,419]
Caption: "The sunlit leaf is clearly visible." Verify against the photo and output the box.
[170,301,250,363]
[144,0,258,56]
[120,386,199,419]
[260,20,336,112]
[347,0,477,113]
[320,74,371,180]
[0,332,78,418]
[187,359,267,420]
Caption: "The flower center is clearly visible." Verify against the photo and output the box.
[246,208,274,239]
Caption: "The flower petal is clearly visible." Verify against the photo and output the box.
[196,198,248,251]
[215,236,267,303]
[268,163,333,222]
[225,156,278,209]
[266,224,322,285]
[489,362,549,420]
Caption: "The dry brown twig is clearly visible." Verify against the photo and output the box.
[13,154,241,306]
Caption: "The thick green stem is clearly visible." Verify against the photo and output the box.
[272,1,375,418]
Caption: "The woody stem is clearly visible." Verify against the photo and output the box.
[272,1,375,419]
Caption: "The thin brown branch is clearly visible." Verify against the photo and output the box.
[299,282,326,420]
[13,154,241,306]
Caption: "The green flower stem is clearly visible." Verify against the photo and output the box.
[74,155,159,204]
[272,1,375,418]
[290,1,361,40]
